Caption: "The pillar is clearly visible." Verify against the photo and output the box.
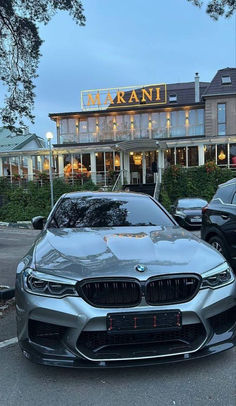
[0,157,3,177]
[58,155,64,178]
[120,152,124,185]
[18,156,21,176]
[142,152,146,184]
[56,120,60,144]
[198,145,204,166]
[158,149,165,184]
[90,152,97,184]
[123,152,130,184]
[27,156,33,181]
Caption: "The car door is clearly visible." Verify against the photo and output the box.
[226,190,236,260]
[207,183,236,251]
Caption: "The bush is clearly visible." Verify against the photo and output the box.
[159,162,233,209]
[0,178,99,222]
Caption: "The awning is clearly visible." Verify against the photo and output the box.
[116,139,158,151]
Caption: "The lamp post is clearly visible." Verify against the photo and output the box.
[45,131,54,210]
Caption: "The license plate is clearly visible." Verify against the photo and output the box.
[190,218,201,222]
[106,310,182,334]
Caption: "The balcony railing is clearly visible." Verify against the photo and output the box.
[60,124,205,144]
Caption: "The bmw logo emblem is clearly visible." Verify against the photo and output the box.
[135,264,146,273]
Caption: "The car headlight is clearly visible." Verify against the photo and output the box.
[22,269,79,298]
[200,262,235,289]
[175,210,186,218]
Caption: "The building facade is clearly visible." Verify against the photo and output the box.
[0,67,235,185]
[0,128,45,179]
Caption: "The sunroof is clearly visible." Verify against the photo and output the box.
[221,75,231,84]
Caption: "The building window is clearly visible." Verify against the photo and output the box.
[79,120,87,133]
[82,154,91,173]
[133,114,141,139]
[105,152,114,172]
[169,94,177,103]
[217,104,226,135]
[60,119,76,143]
[63,154,72,177]
[140,114,149,138]
[164,148,175,166]
[96,152,104,173]
[114,152,120,170]
[221,75,231,85]
[98,116,113,141]
[204,145,215,163]
[217,144,227,166]
[115,115,131,141]
[170,111,186,137]
[151,112,167,138]
[133,114,149,139]
[176,147,186,166]
[79,119,90,143]
[188,146,198,167]
[230,144,236,168]
[188,109,204,136]
[87,117,97,142]
[62,153,90,179]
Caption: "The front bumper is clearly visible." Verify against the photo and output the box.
[16,277,236,368]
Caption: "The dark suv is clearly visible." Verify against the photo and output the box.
[201,178,236,270]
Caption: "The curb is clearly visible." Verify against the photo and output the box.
[0,287,15,301]
[0,221,32,229]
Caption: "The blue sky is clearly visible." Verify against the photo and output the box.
[27,0,236,141]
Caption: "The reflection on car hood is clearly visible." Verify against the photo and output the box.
[33,226,225,280]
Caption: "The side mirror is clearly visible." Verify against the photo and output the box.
[32,216,46,230]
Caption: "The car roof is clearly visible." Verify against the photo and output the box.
[63,191,152,199]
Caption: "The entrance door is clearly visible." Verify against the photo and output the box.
[129,152,142,184]
[145,151,158,184]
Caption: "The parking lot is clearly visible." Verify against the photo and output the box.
[0,227,235,406]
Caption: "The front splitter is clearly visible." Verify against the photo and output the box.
[18,328,236,369]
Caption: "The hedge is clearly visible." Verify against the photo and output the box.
[0,162,234,221]
[159,162,234,211]
[0,178,98,222]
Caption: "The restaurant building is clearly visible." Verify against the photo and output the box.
[0,67,236,186]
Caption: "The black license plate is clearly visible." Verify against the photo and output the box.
[106,310,182,334]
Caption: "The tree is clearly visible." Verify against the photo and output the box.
[188,0,236,19]
[0,0,85,132]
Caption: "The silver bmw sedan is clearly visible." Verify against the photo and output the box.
[15,192,236,368]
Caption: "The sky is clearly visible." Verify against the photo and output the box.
[7,0,236,142]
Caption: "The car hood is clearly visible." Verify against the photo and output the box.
[33,226,225,280]
[177,209,202,216]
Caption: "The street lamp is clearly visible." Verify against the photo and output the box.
[45,131,54,210]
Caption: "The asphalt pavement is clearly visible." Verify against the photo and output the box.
[0,227,235,406]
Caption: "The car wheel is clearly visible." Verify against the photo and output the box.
[208,236,229,259]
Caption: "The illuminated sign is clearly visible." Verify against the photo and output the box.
[81,84,167,111]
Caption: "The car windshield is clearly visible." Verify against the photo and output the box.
[178,198,207,209]
[49,195,173,228]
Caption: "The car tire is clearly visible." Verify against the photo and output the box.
[208,235,229,260]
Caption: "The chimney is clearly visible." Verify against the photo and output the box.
[195,72,200,103]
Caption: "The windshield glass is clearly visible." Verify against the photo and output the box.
[178,198,207,209]
[49,195,173,228]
